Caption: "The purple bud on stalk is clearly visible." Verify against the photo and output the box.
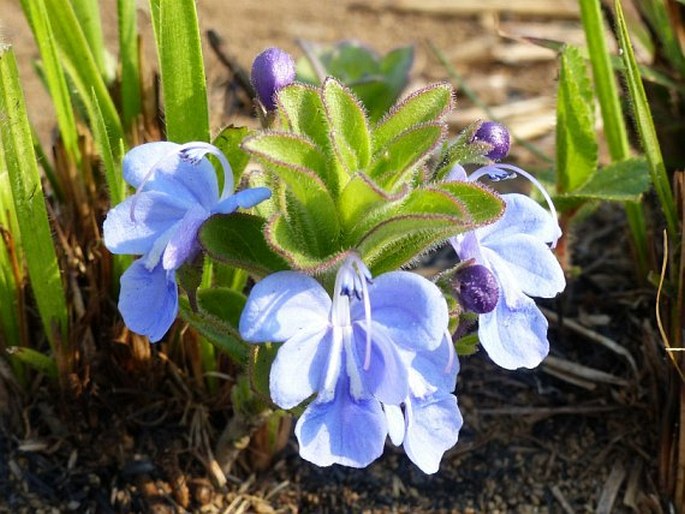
[454,264,499,314]
[472,121,511,161]
[251,47,296,111]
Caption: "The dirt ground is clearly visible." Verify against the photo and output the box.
[0,1,670,512]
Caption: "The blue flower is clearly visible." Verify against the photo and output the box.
[447,164,565,369]
[384,332,462,474]
[103,141,271,342]
[239,255,454,468]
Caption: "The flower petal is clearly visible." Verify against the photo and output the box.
[478,283,550,370]
[125,142,221,210]
[478,193,558,244]
[351,271,448,352]
[295,373,387,468]
[214,187,272,214]
[239,271,331,342]
[406,332,459,398]
[270,327,333,409]
[384,404,405,446]
[122,141,179,188]
[103,192,188,256]
[118,259,178,342]
[352,323,408,405]
[481,236,565,298]
[404,393,462,474]
[161,204,210,271]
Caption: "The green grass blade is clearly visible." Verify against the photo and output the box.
[43,0,124,150]
[69,0,108,80]
[150,0,210,142]
[86,88,126,206]
[0,47,68,348]
[19,0,80,164]
[0,144,24,350]
[615,0,678,239]
[6,347,58,379]
[118,0,142,128]
[580,0,649,274]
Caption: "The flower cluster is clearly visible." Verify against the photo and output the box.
[239,254,461,472]
[103,141,271,341]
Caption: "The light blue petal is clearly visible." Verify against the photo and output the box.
[350,271,448,352]
[126,142,220,210]
[122,141,179,188]
[270,327,333,409]
[352,324,408,405]
[118,259,178,342]
[478,281,550,370]
[407,332,459,398]
[103,192,188,256]
[214,187,272,214]
[482,236,565,298]
[478,193,559,244]
[161,205,210,271]
[404,393,462,474]
[449,231,483,262]
[239,271,331,342]
[384,404,405,446]
[295,374,387,468]
[146,152,219,211]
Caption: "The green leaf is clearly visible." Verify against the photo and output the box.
[558,158,650,203]
[200,213,289,278]
[85,89,126,206]
[178,288,249,365]
[69,0,108,80]
[356,183,504,274]
[19,0,80,163]
[372,83,453,153]
[368,122,444,190]
[0,47,68,348]
[6,347,57,378]
[322,77,372,174]
[615,0,677,238]
[251,343,279,402]
[454,333,479,356]
[556,45,597,193]
[150,0,209,143]
[243,133,340,255]
[338,173,404,234]
[276,83,330,148]
[212,126,252,188]
[41,0,124,149]
[117,0,142,128]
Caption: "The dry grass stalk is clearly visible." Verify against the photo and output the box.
[360,0,579,18]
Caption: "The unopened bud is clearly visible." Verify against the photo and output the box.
[454,264,499,314]
[251,47,296,111]
[473,121,511,161]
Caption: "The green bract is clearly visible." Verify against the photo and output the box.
[200,78,505,279]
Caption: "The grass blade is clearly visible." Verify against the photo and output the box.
[615,0,678,239]
[150,0,210,143]
[117,0,142,128]
[69,0,109,81]
[43,0,124,151]
[0,47,68,348]
[19,0,80,164]
[580,0,649,274]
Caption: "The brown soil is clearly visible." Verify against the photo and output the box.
[0,1,669,512]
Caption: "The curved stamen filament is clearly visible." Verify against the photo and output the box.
[360,268,372,370]
[469,163,562,247]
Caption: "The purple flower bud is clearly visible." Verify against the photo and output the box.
[454,264,499,314]
[251,47,296,111]
[473,121,511,161]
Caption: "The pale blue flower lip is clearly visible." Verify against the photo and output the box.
[104,141,271,342]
